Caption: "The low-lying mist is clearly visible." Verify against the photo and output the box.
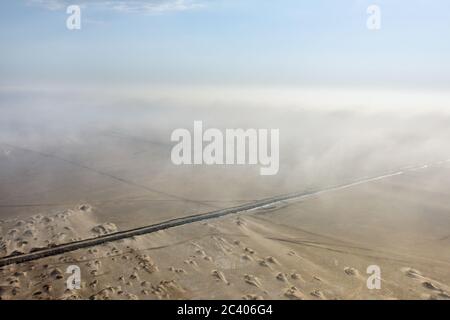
[1,85,450,224]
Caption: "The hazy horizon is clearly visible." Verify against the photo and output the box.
[1,0,449,89]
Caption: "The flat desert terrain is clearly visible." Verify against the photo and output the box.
[1,88,450,300]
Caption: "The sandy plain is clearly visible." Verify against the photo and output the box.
[1,88,449,299]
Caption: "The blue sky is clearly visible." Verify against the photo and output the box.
[1,0,449,88]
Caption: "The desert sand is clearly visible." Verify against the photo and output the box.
[1,160,449,300]
[1,89,450,300]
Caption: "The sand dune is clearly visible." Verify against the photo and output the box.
[1,163,449,300]
[1,99,450,300]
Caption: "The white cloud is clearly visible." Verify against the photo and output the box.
[28,0,67,10]
[27,0,205,13]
